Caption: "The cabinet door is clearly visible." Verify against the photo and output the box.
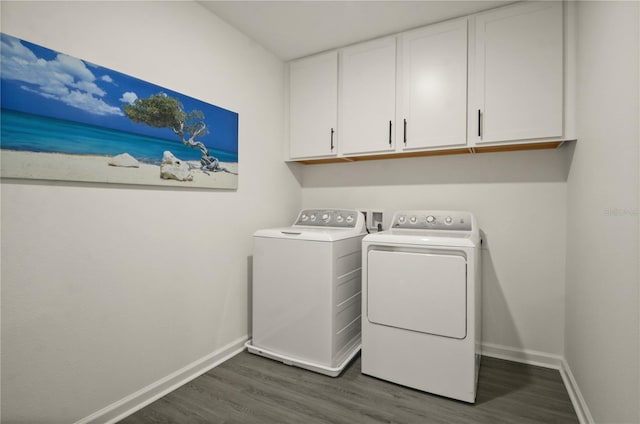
[399,19,468,150]
[472,1,563,144]
[289,52,338,159]
[340,37,396,155]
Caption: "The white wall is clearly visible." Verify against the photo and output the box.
[302,148,570,359]
[2,2,637,423]
[565,1,640,423]
[0,1,300,423]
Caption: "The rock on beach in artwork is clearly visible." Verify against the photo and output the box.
[108,152,140,168]
[160,151,193,181]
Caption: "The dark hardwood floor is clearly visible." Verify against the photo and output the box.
[120,352,578,423]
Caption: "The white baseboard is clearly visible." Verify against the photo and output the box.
[481,341,563,369]
[75,338,592,424]
[75,335,248,424]
[481,342,593,424]
[559,358,595,424]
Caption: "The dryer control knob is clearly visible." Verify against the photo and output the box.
[445,216,453,225]
[426,215,436,223]
[310,214,317,221]
[301,214,308,221]
[409,216,417,224]
[336,215,344,223]
[346,215,354,223]
[398,216,406,224]
[321,213,330,222]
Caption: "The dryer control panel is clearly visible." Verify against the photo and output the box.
[294,209,363,228]
[392,211,472,231]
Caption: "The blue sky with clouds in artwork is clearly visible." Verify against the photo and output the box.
[0,33,238,153]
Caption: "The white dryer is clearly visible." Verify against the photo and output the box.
[247,209,366,377]
[362,210,481,403]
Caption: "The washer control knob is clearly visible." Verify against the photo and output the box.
[409,216,417,224]
[426,215,436,224]
[346,215,354,223]
[321,213,330,223]
[445,216,453,225]
[301,214,308,221]
[336,215,344,223]
[398,216,406,224]
[310,214,317,221]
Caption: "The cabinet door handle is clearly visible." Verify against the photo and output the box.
[403,119,407,145]
[477,109,482,138]
[330,128,335,150]
[388,120,392,147]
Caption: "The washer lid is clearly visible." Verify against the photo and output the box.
[255,226,365,242]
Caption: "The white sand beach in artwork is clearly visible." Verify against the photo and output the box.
[0,150,238,189]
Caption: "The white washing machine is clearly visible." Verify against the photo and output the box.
[362,210,481,403]
[246,209,366,377]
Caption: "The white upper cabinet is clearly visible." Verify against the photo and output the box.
[289,51,338,159]
[339,37,397,156]
[398,18,468,150]
[287,1,569,162]
[471,1,563,145]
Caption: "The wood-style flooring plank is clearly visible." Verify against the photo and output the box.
[120,353,578,424]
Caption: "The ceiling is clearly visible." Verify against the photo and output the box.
[199,1,515,61]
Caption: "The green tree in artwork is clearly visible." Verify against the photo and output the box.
[124,92,231,173]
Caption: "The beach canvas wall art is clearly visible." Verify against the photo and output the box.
[0,33,239,189]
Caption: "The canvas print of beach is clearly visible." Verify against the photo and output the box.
[0,33,239,189]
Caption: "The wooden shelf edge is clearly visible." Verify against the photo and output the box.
[294,157,354,165]
[351,147,472,161]
[474,140,564,153]
[292,140,569,165]
[291,158,353,165]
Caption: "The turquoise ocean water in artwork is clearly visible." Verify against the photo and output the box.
[0,109,238,164]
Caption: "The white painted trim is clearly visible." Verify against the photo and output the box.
[75,338,590,423]
[481,342,593,424]
[560,358,595,424]
[481,341,563,369]
[74,335,248,424]
[563,0,577,141]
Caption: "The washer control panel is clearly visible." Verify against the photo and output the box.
[392,211,472,231]
[294,209,362,228]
